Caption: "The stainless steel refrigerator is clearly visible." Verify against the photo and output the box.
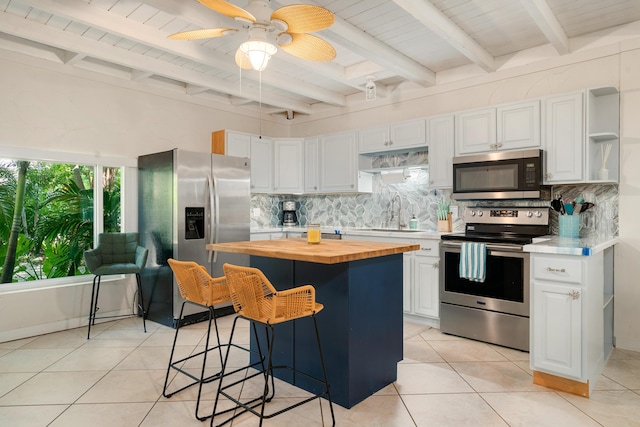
[138,149,250,327]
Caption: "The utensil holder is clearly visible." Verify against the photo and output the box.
[438,213,452,232]
[559,215,580,238]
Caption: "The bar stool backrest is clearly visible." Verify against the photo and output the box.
[168,258,229,307]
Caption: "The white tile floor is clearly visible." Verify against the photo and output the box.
[1,315,640,426]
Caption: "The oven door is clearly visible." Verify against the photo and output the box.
[439,241,530,317]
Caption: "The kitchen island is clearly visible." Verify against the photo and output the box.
[206,238,419,408]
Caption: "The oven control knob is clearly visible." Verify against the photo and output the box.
[476,210,483,217]
[535,211,543,218]
[526,211,533,218]
[469,211,476,217]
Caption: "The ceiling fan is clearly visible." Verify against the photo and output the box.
[169,0,336,71]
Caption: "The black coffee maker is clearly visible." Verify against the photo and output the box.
[281,201,298,226]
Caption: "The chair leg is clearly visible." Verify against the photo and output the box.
[163,301,187,399]
[313,315,335,426]
[195,306,222,421]
[135,273,147,333]
[87,275,101,340]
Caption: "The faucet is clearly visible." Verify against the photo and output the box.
[390,192,406,230]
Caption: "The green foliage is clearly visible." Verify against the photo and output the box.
[0,160,121,283]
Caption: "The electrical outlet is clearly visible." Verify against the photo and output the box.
[252,208,261,217]
[450,206,459,219]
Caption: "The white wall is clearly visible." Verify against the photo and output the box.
[2,42,640,351]
[0,52,289,341]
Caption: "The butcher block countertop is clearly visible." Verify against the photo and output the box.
[206,238,419,265]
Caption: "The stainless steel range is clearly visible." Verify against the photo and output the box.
[439,207,549,351]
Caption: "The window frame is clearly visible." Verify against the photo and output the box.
[0,145,137,292]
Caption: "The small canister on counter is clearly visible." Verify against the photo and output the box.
[307,223,321,244]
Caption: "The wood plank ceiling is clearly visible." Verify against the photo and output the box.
[1,0,639,119]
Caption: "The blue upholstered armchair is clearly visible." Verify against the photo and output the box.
[84,232,149,339]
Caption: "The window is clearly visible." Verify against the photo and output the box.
[0,151,131,285]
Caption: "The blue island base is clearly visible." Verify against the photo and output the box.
[249,253,404,409]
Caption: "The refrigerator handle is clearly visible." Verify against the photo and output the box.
[207,175,217,263]
[207,174,220,263]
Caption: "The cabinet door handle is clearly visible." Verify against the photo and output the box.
[545,173,552,179]
[489,143,497,149]
[433,262,439,269]
[569,290,580,300]
[497,142,503,148]
[546,267,566,273]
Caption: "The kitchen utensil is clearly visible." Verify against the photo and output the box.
[573,204,582,215]
[575,195,585,204]
[551,199,561,213]
[580,202,595,213]
[564,203,574,215]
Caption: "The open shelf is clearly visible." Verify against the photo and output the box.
[586,88,619,183]
[589,132,619,142]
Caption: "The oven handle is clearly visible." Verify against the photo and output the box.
[440,241,523,253]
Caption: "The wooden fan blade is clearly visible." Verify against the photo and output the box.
[198,0,256,22]
[279,33,336,62]
[168,28,236,40]
[235,47,253,70]
[271,5,334,33]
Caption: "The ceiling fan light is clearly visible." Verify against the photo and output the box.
[240,40,278,71]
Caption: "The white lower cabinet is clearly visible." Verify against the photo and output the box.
[530,249,613,397]
[412,251,439,318]
[532,281,582,378]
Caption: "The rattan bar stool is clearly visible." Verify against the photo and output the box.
[211,263,335,427]
[163,259,264,421]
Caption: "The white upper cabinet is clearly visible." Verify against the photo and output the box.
[320,131,372,193]
[250,136,273,193]
[304,137,320,193]
[455,100,540,155]
[212,129,251,158]
[225,131,251,158]
[542,92,584,184]
[427,114,455,188]
[497,100,541,150]
[455,107,496,155]
[359,119,427,154]
[273,138,304,194]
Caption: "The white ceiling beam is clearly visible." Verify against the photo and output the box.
[130,70,153,81]
[140,0,231,29]
[273,0,435,87]
[18,0,346,107]
[519,0,569,55]
[0,11,315,114]
[186,84,209,95]
[63,51,86,65]
[392,0,495,72]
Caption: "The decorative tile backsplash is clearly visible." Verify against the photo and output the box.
[251,171,618,238]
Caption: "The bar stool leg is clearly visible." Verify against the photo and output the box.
[313,315,335,426]
[135,273,147,333]
[87,275,101,339]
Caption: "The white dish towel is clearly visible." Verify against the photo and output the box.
[459,242,487,283]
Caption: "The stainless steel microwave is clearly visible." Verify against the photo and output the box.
[452,149,548,200]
